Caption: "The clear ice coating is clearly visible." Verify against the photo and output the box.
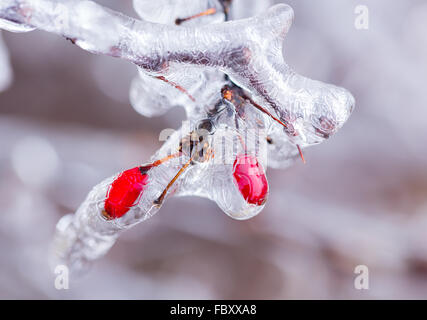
[0,0,355,272]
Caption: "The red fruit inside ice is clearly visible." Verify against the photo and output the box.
[233,154,268,205]
[104,166,150,219]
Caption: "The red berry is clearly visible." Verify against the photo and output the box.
[103,166,151,219]
[233,154,268,206]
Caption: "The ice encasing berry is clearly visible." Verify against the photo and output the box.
[233,154,268,206]
[104,166,150,219]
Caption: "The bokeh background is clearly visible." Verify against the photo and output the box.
[0,0,426,299]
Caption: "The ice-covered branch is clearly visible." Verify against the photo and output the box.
[0,0,354,145]
[1,0,355,273]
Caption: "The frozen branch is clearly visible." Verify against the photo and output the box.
[1,0,355,273]
[0,0,354,145]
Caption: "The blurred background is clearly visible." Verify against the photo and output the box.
[0,0,426,299]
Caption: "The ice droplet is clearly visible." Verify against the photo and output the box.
[0,31,12,91]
